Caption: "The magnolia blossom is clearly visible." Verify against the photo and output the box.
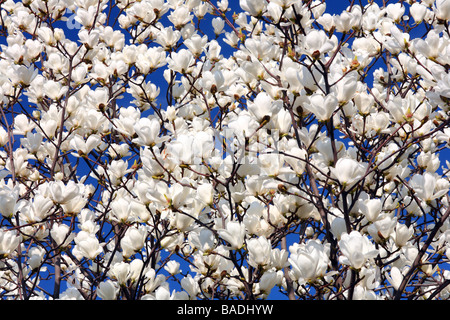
[43,80,67,100]
[247,91,282,122]
[109,197,133,223]
[48,181,81,205]
[51,223,75,248]
[167,49,194,74]
[303,93,338,121]
[240,0,267,16]
[409,172,450,201]
[188,228,216,253]
[330,158,367,189]
[70,134,101,156]
[386,267,404,291]
[121,226,147,258]
[0,0,449,302]
[97,280,119,300]
[410,3,428,23]
[181,275,200,299]
[435,0,450,20]
[164,260,181,275]
[247,236,272,268]
[289,241,330,283]
[196,183,214,206]
[359,198,382,222]
[133,117,164,147]
[367,215,397,243]
[0,229,21,258]
[73,231,103,260]
[218,221,246,250]
[0,188,18,218]
[392,223,414,248]
[258,270,281,295]
[109,261,131,286]
[339,231,378,270]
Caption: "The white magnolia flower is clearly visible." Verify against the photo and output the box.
[410,3,428,24]
[43,80,67,100]
[240,0,267,16]
[247,236,272,268]
[409,172,450,201]
[188,228,216,252]
[97,280,119,300]
[70,134,101,156]
[0,0,449,301]
[132,117,163,147]
[258,270,281,295]
[196,183,214,205]
[289,241,330,283]
[386,267,404,290]
[48,181,81,205]
[219,221,246,250]
[110,197,133,223]
[304,29,336,57]
[51,223,75,248]
[73,231,103,260]
[330,158,367,190]
[0,229,21,258]
[168,5,192,29]
[167,49,193,74]
[0,187,19,218]
[181,275,200,299]
[121,226,147,258]
[392,223,414,248]
[164,260,181,275]
[435,0,450,20]
[109,261,131,285]
[303,93,338,121]
[367,215,397,243]
[338,231,378,270]
[359,198,382,222]
[247,92,282,122]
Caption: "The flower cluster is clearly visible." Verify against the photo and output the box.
[0,0,450,300]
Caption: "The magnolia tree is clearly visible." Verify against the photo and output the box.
[0,0,450,300]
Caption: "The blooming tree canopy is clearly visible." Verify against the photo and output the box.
[0,0,450,300]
